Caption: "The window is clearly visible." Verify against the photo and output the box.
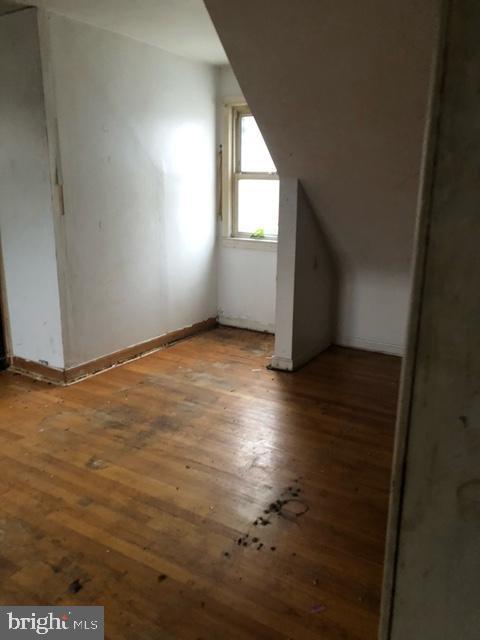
[222,104,279,241]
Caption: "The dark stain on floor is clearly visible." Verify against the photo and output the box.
[228,481,308,557]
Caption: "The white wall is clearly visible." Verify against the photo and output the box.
[292,182,335,364]
[217,64,242,100]
[216,66,277,334]
[0,9,64,368]
[206,0,438,355]
[40,12,218,367]
[339,269,412,355]
[272,178,335,370]
[217,243,277,333]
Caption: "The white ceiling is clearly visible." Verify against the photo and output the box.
[12,0,227,65]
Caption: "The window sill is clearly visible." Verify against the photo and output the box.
[221,236,278,252]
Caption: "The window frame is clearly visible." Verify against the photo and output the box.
[221,102,279,245]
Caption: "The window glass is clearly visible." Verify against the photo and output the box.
[237,179,279,236]
[240,115,276,173]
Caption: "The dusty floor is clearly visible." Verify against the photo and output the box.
[0,327,401,639]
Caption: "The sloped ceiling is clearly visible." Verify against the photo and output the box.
[11,0,227,64]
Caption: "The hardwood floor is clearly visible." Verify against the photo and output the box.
[0,327,401,639]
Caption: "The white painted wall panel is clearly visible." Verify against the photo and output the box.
[0,9,64,368]
[217,243,277,333]
[42,13,217,367]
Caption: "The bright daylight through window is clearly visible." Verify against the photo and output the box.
[226,106,279,240]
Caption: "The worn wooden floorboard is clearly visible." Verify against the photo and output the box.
[0,327,400,639]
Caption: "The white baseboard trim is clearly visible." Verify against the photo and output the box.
[218,315,275,334]
[271,339,332,372]
[336,336,404,356]
[270,355,293,371]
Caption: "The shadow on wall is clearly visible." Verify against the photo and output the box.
[272,177,338,371]
[292,181,339,364]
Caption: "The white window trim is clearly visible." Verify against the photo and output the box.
[220,100,278,249]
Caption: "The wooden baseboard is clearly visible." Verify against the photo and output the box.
[9,317,217,385]
[9,357,67,384]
